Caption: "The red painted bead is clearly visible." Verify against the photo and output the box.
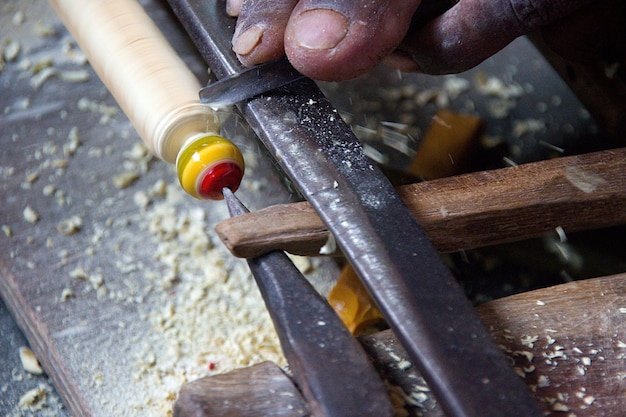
[198,162,244,200]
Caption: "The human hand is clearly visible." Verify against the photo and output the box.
[226,0,610,81]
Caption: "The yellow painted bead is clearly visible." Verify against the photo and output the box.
[176,135,244,200]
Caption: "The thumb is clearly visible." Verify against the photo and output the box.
[285,0,422,81]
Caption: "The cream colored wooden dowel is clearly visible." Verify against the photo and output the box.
[49,0,219,163]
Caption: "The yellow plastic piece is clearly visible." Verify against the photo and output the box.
[327,265,384,335]
[407,109,485,180]
[176,135,244,199]
[329,111,485,334]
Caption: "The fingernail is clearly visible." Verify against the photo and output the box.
[232,25,264,56]
[291,9,348,50]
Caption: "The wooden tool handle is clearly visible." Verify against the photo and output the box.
[49,0,220,163]
[216,148,626,257]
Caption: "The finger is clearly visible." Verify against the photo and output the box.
[390,0,593,74]
[232,0,299,66]
[285,0,422,81]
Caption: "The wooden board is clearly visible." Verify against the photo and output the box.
[174,361,308,417]
[175,274,626,417]
[0,1,306,415]
[216,148,626,258]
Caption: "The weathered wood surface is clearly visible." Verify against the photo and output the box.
[1,1,622,416]
[216,148,626,258]
[477,274,626,415]
[174,361,308,417]
[175,274,626,417]
[0,2,301,416]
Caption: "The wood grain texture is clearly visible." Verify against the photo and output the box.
[175,274,626,417]
[216,148,626,257]
[0,2,302,416]
[174,361,308,417]
[477,274,626,415]
[48,0,220,163]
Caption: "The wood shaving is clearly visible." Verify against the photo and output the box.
[114,184,288,415]
[69,266,88,280]
[57,69,89,83]
[18,385,46,410]
[62,127,81,157]
[22,206,39,223]
[520,335,539,349]
[60,287,74,302]
[33,21,55,37]
[76,97,119,124]
[563,166,607,194]
[512,118,546,138]
[475,73,524,100]
[3,38,20,62]
[112,171,140,189]
[12,10,25,26]
[30,66,56,89]
[537,375,551,388]
[133,191,150,208]
[56,215,83,235]
[551,402,569,412]
[319,233,337,255]
[18,347,44,376]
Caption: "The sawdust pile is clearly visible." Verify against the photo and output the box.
[128,183,286,414]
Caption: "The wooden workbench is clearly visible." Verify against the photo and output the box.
[0,1,304,415]
[1,1,623,416]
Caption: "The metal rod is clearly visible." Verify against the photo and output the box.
[222,188,394,417]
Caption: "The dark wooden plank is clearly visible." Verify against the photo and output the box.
[175,274,626,417]
[365,273,626,416]
[477,274,626,415]
[216,148,626,258]
[174,361,308,417]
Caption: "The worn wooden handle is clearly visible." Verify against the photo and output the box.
[216,148,626,257]
[48,0,220,163]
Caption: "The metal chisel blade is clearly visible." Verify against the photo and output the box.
[221,188,394,417]
[199,57,305,107]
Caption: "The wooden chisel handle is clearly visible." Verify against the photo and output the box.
[48,0,220,163]
[216,148,626,257]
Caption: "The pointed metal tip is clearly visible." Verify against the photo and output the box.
[222,186,234,199]
[222,187,249,217]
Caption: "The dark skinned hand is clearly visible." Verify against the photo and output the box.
[226,0,623,81]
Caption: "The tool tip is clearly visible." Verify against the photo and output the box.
[222,187,234,200]
[222,187,249,217]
